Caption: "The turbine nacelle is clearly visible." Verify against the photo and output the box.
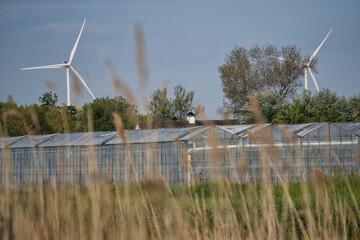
[21,18,95,106]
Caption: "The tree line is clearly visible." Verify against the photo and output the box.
[239,89,360,124]
[0,84,196,136]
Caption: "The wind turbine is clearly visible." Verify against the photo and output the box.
[271,28,333,92]
[21,18,95,106]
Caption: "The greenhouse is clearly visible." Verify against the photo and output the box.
[0,122,359,188]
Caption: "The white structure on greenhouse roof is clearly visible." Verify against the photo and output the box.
[0,123,359,188]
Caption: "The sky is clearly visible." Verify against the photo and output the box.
[0,0,359,118]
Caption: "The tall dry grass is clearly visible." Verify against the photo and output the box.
[1,173,359,239]
[1,24,359,240]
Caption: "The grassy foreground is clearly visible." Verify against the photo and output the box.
[0,174,359,239]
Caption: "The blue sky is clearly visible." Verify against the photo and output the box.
[0,0,359,118]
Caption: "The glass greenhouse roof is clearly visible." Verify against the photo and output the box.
[282,123,315,133]
[1,123,359,149]
[217,125,256,136]
[9,134,57,148]
[179,126,210,141]
[293,123,328,137]
[335,122,360,135]
[0,136,26,148]
[106,127,203,144]
[40,132,118,147]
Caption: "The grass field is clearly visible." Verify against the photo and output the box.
[1,173,359,239]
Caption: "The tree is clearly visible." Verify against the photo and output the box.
[149,84,195,121]
[310,89,346,122]
[347,94,360,121]
[274,89,347,123]
[44,105,63,133]
[82,96,137,131]
[36,92,61,134]
[39,92,58,106]
[7,95,14,104]
[33,92,83,134]
[240,91,289,123]
[172,85,195,119]
[0,97,35,136]
[274,90,314,124]
[149,87,173,121]
[218,44,309,117]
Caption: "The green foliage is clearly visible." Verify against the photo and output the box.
[171,177,360,239]
[311,88,346,122]
[0,93,138,136]
[273,90,314,124]
[2,87,359,136]
[235,88,359,125]
[138,113,151,122]
[82,96,138,131]
[0,96,34,136]
[38,91,58,106]
[347,94,360,121]
[44,105,63,132]
[257,91,288,123]
[149,84,195,121]
[172,85,195,119]
[240,91,288,123]
[149,87,173,121]
[274,89,352,123]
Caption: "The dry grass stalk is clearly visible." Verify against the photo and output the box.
[312,167,326,188]
[134,23,149,85]
[105,57,136,104]
[196,102,207,121]
[182,148,191,171]
[45,80,57,90]
[72,75,82,94]
[29,105,41,134]
[248,95,265,124]
[247,99,310,239]
[217,108,229,120]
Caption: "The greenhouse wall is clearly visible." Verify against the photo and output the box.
[1,142,186,188]
[247,124,304,182]
[185,126,241,183]
[184,123,359,183]
[0,123,359,188]
[300,123,359,178]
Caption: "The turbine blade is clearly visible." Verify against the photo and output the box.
[270,56,288,61]
[308,28,333,64]
[70,65,96,99]
[21,63,67,70]
[270,56,304,66]
[308,67,320,92]
[69,18,86,64]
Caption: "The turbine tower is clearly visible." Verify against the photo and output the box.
[21,18,95,106]
[271,29,332,92]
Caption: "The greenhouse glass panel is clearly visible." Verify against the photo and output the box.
[0,124,359,188]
